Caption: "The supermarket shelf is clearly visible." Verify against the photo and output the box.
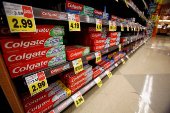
[47,36,151,113]
[22,35,145,80]
[33,7,144,28]
[126,2,148,22]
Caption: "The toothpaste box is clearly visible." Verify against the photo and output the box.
[107,32,121,38]
[90,45,105,51]
[22,81,59,103]
[19,25,65,38]
[0,36,63,54]
[71,80,86,94]
[110,41,116,47]
[0,26,16,36]
[82,27,100,33]
[84,38,105,45]
[80,5,94,17]
[24,81,71,113]
[66,0,84,14]
[25,85,71,113]
[99,61,111,70]
[120,38,127,43]
[94,9,103,18]
[85,33,102,39]
[66,45,90,61]
[92,66,104,79]
[118,17,124,23]
[111,15,118,21]
[8,52,66,78]
[4,45,65,67]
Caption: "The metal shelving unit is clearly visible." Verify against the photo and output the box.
[48,36,151,113]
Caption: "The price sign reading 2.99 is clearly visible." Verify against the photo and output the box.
[3,2,36,32]
[25,71,48,96]
[68,14,80,31]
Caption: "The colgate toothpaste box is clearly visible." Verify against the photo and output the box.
[120,38,127,43]
[92,66,104,79]
[85,33,102,39]
[118,17,124,23]
[94,9,103,18]
[66,0,84,14]
[111,15,118,21]
[100,61,111,70]
[84,38,105,45]
[66,45,90,61]
[0,36,63,54]
[24,81,71,113]
[4,45,65,67]
[25,86,71,113]
[19,25,65,38]
[82,27,100,33]
[90,45,105,51]
[107,32,121,38]
[22,81,59,103]
[71,80,85,94]
[8,52,66,78]
[79,5,94,17]
[110,41,116,47]
[0,26,17,36]
[0,36,19,40]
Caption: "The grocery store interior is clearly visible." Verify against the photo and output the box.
[0,0,170,113]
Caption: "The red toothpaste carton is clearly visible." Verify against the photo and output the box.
[4,46,65,67]
[19,25,65,38]
[84,38,105,45]
[85,33,102,39]
[110,41,116,47]
[120,38,127,43]
[0,36,19,40]
[0,36,63,54]
[90,45,105,51]
[8,53,66,78]
[100,62,111,70]
[107,32,121,38]
[66,0,84,11]
[111,15,118,21]
[82,27,100,33]
[0,26,16,36]
[92,66,104,79]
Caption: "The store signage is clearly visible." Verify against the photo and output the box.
[94,77,102,87]
[68,14,80,31]
[71,91,84,107]
[3,2,36,32]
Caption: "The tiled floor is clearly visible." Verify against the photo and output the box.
[63,35,170,113]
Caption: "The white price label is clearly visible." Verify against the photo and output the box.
[115,63,118,67]
[68,14,76,21]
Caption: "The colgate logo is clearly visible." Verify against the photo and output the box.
[35,28,50,34]
[66,1,84,11]
[4,40,45,49]
[71,72,85,83]
[92,33,101,38]
[111,15,118,20]
[88,27,96,32]
[70,51,83,58]
[96,45,104,49]
[51,66,63,75]
[7,50,46,62]
[12,60,48,74]
[96,40,104,43]
[94,9,103,16]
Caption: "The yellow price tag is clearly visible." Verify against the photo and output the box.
[25,71,48,96]
[69,21,80,31]
[131,26,133,31]
[74,96,84,107]
[94,77,102,87]
[121,59,125,64]
[126,55,130,60]
[106,71,112,78]
[116,0,118,2]
[113,26,117,31]
[151,14,157,21]
[119,44,121,51]
[125,0,129,8]
[96,19,102,31]
[95,51,101,63]
[127,25,129,31]
[109,25,113,31]
[3,2,36,32]
[72,58,83,74]
[121,23,124,31]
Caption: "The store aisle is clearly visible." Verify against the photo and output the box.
[63,35,170,113]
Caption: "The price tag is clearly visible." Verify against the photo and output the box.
[138,27,140,31]
[124,0,129,8]
[116,0,118,2]
[68,14,80,31]
[126,55,130,60]
[131,26,133,31]
[109,21,113,31]
[115,63,118,67]
[3,2,36,32]
[106,70,112,78]
[119,44,121,51]
[95,51,101,63]
[96,19,102,31]
[121,23,124,31]
[25,71,48,96]
[144,41,146,44]
[94,77,102,87]
[121,59,125,64]
[72,58,83,74]
[113,21,117,31]
[72,91,84,107]
[127,24,129,31]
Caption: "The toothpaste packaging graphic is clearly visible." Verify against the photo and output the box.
[66,0,84,14]
[80,5,94,17]
[82,27,100,33]
[111,15,118,21]
[19,25,65,38]
[83,38,106,45]
[107,32,121,38]
[120,37,127,43]
[90,45,105,51]
[102,12,109,20]
[4,45,65,67]
[92,66,104,79]
[93,9,103,18]
[0,36,63,54]
[8,52,66,78]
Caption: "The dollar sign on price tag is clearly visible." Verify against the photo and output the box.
[113,21,117,31]
[109,21,114,31]
[106,70,112,78]
[121,58,125,64]
[95,51,101,63]
[121,23,124,31]
[3,2,36,32]
[126,55,130,60]
[119,44,121,51]
[72,58,83,74]
[25,71,48,96]
[72,91,84,107]
[127,24,129,31]
[96,19,102,31]
[68,14,80,31]
[94,77,102,87]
